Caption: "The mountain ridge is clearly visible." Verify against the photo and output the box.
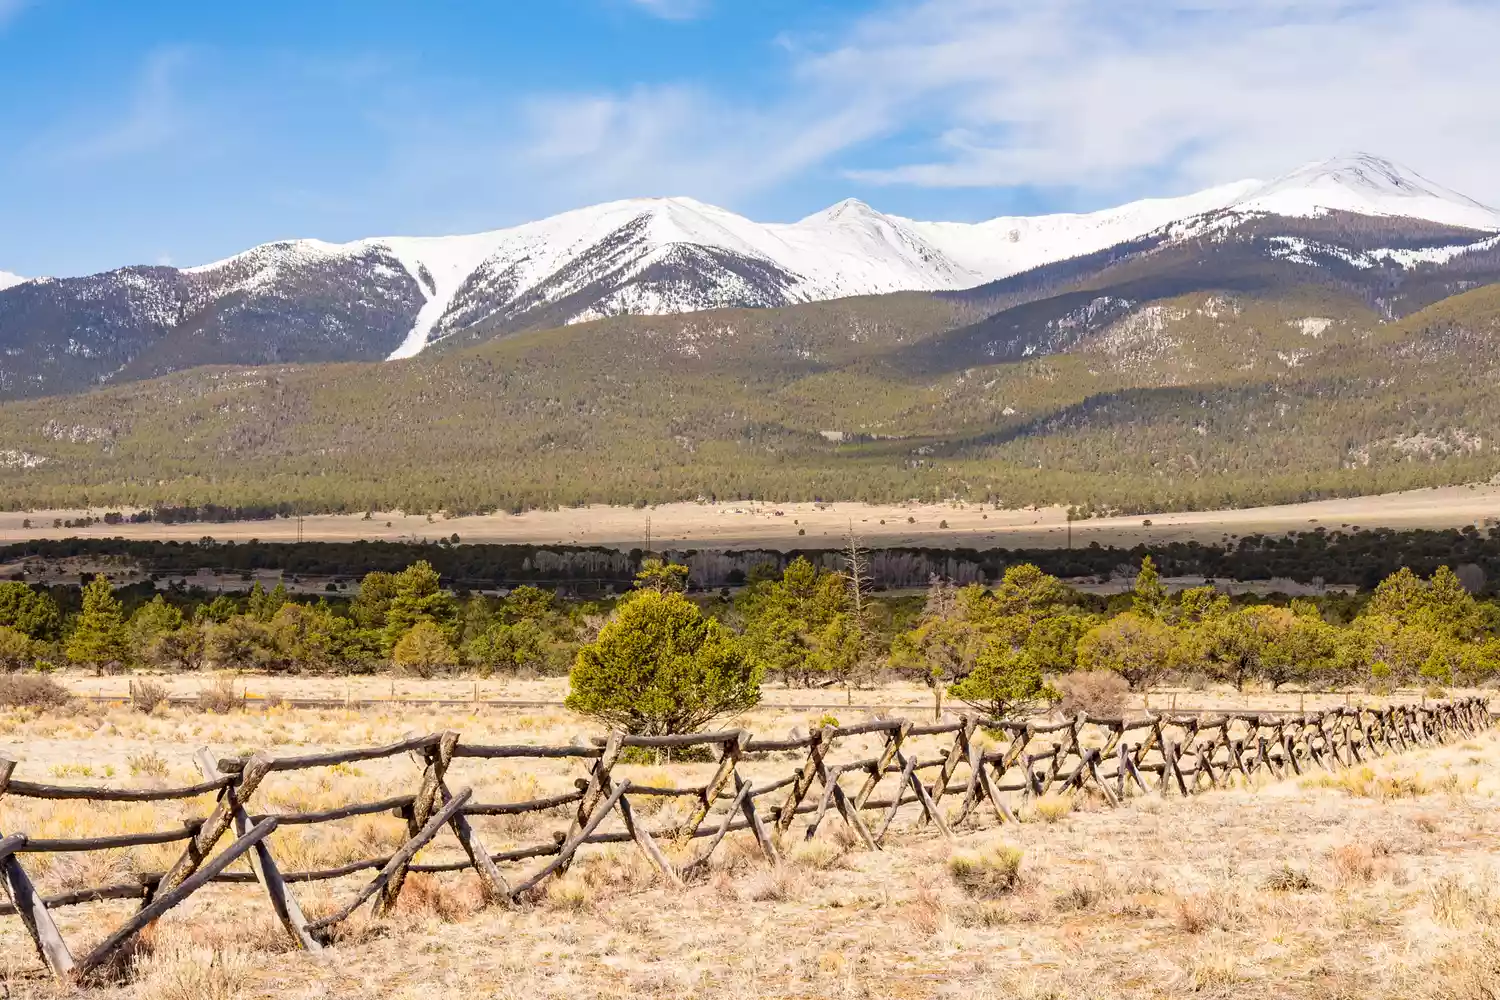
[2,153,1499,400]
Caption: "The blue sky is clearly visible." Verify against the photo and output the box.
[3,0,1499,277]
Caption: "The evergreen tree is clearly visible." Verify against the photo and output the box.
[65,575,130,674]
[0,582,62,641]
[635,559,690,594]
[269,601,361,674]
[567,589,761,736]
[381,561,458,651]
[1131,556,1169,619]
[129,595,186,669]
[1076,612,1173,690]
[0,626,37,672]
[247,581,289,622]
[948,641,1056,719]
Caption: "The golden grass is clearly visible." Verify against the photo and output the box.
[0,686,1495,999]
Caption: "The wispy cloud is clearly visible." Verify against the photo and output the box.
[628,0,710,21]
[512,84,886,205]
[35,47,194,165]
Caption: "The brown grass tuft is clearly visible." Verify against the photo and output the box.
[1262,864,1318,893]
[132,938,253,1000]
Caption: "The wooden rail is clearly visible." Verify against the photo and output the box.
[0,696,1489,986]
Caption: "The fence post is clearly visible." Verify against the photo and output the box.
[150,752,271,907]
[374,732,452,916]
[193,750,321,953]
[1,757,75,979]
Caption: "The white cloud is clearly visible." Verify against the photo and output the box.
[468,0,1500,217]
[813,0,1500,204]
[628,0,709,20]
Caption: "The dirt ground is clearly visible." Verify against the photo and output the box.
[2,482,1499,551]
[2,683,1497,999]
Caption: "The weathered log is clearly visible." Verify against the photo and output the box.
[512,779,630,898]
[150,752,272,908]
[452,743,603,759]
[682,781,756,874]
[618,792,682,886]
[906,722,965,737]
[594,729,744,749]
[250,794,418,826]
[375,731,453,916]
[18,824,201,852]
[4,776,234,802]
[0,880,150,916]
[219,734,442,773]
[463,790,585,815]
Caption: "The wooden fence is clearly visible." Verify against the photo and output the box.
[0,696,1490,985]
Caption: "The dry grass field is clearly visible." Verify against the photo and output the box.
[2,682,1497,999]
[2,481,1499,551]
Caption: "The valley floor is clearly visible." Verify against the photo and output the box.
[2,482,1499,552]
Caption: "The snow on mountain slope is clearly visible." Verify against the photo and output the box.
[896,180,1263,278]
[136,153,1500,361]
[1229,153,1500,232]
[0,271,26,291]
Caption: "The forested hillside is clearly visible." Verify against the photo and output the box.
[1,233,1498,515]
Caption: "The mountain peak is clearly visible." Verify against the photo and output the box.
[0,270,26,291]
[799,198,885,225]
[1232,153,1500,231]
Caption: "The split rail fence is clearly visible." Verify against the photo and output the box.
[0,696,1491,985]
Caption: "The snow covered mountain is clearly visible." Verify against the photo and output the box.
[1227,153,1500,231]
[2,152,1498,398]
[0,271,25,292]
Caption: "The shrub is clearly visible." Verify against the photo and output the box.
[947,843,1024,898]
[1076,612,1174,690]
[0,625,38,671]
[0,673,71,709]
[567,590,761,736]
[1054,670,1130,718]
[132,678,171,714]
[198,677,241,714]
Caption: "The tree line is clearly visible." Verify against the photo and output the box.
[3,524,1499,594]
[4,555,1497,738]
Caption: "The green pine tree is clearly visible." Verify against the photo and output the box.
[65,575,131,674]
